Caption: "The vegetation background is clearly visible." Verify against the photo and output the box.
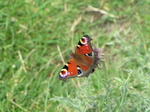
[0,0,150,112]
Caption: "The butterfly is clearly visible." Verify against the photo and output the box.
[59,35,100,81]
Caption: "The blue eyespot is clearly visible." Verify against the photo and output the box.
[85,53,92,56]
[87,53,92,56]
[77,68,82,75]
[78,69,82,74]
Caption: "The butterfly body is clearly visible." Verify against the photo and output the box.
[59,35,100,81]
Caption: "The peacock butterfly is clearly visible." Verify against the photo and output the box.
[59,35,101,81]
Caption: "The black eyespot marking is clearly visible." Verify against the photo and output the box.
[88,53,92,56]
[78,69,82,75]
[77,66,82,75]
